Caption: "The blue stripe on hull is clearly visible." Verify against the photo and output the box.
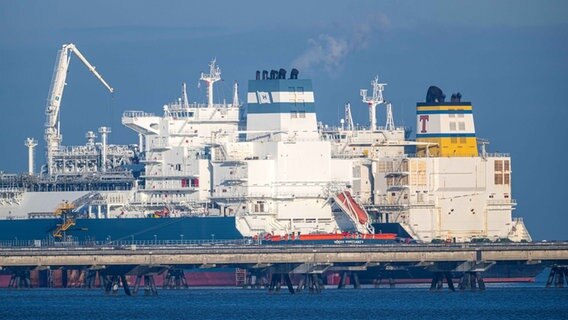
[0,217,240,241]
[416,133,476,138]
[416,110,472,114]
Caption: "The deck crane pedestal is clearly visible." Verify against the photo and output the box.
[44,43,114,176]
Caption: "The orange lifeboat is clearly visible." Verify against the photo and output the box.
[336,191,369,225]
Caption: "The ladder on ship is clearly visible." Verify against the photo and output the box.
[235,268,247,286]
[52,201,77,239]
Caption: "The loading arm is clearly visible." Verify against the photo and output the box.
[44,43,114,175]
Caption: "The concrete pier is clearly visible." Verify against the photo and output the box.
[1,242,567,294]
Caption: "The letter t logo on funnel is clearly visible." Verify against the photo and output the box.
[419,115,429,133]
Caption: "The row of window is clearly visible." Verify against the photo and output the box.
[449,136,468,144]
[449,121,466,131]
[290,111,306,118]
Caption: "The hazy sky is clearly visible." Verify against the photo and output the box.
[0,0,567,240]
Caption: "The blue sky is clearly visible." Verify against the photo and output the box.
[0,0,567,240]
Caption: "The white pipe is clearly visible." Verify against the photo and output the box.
[98,127,111,173]
[25,138,38,175]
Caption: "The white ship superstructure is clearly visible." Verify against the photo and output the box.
[323,81,531,242]
[121,60,241,216]
[210,69,373,237]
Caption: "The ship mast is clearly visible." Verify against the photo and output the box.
[200,59,221,108]
[232,81,240,107]
[181,82,190,108]
[385,102,395,131]
[344,103,354,132]
[360,76,386,131]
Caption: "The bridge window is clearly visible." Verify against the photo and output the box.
[254,201,265,212]
[494,160,511,185]
[417,193,424,203]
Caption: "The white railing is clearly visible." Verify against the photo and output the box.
[483,152,510,158]
[122,110,156,118]
[487,199,517,205]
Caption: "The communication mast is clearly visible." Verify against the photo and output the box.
[181,82,190,109]
[385,102,395,131]
[200,59,221,107]
[232,81,240,107]
[344,103,354,132]
[360,76,386,131]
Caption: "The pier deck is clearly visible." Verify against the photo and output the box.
[1,242,567,267]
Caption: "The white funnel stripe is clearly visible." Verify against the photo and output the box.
[416,114,476,135]
[248,91,315,104]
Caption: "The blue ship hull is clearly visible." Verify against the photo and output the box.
[0,217,240,241]
[0,219,409,242]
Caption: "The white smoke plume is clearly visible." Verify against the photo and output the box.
[292,13,390,75]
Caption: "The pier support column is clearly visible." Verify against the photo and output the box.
[8,269,32,289]
[244,269,267,289]
[430,272,455,291]
[283,273,295,294]
[350,272,361,289]
[163,268,188,289]
[338,271,347,289]
[267,265,297,294]
[458,272,485,291]
[133,275,158,295]
[84,270,99,288]
[268,272,295,294]
[546,265,568,288]
[143,275,158,296]
[297,274,323,293]
[268,273,282,293]
[101,275,132,296]
[337,271,361,289]
[373,274,395,288]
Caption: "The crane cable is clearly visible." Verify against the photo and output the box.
[109,90,115,133]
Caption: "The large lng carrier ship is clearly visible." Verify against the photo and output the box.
[0,44,540,285]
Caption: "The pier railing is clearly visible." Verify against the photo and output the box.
[0,238,252,249]
[1,238,567,250]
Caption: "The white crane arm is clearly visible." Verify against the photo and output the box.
[44,43,114,176]
[66,44,114,93]
[45,45,71,129]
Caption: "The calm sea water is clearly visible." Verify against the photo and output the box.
[0,283,567,320]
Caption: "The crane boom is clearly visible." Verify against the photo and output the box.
[44,43,114,176]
